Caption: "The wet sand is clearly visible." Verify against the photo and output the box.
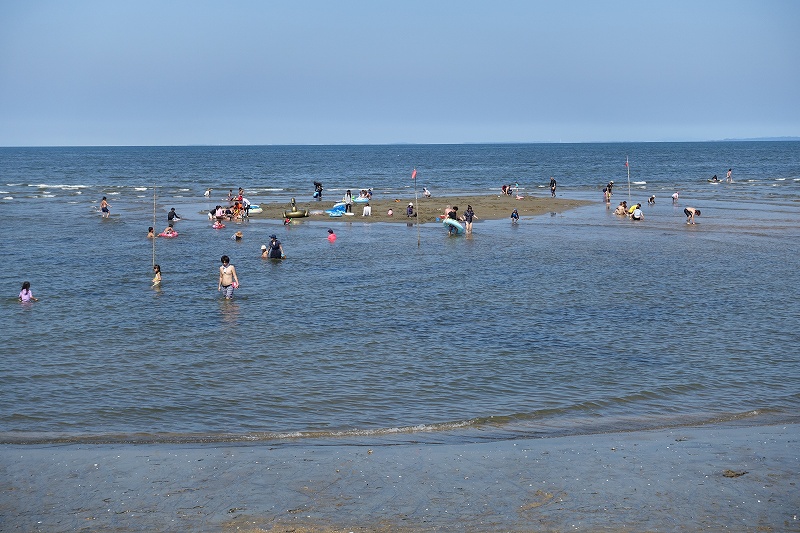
[1,422,797,532]
[251,194,592,224]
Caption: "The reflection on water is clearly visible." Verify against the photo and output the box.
[219,300,241,329]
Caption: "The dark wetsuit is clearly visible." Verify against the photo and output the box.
[268,240,282,258]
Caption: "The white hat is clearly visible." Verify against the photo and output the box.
[261,244,267,250]
[408,202,413,206]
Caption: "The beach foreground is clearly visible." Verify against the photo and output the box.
[251,194,592,224]
[2,423,797,532]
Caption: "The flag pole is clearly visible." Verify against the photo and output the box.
[626,156,631,202]
[412,168,420,246]
[152,184,157,267]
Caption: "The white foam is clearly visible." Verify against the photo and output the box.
[2,196,13,200]
[28,183,87,190]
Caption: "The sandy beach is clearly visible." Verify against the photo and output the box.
[2,422,797,532]
[250,194,593,224]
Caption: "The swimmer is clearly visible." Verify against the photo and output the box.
[152,264,162,286]
[327,228,337,242]
[19,281,38,302]
[100,196,111,218]
[218,255,239,299]
[147,227,155,238]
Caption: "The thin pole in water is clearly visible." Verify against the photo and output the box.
[152,184,157,268]
[412,168,420,246]
[626,156,631,201]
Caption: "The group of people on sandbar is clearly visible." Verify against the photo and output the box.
[208,187,251,222]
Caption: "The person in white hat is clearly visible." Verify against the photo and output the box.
[260,244,268,259]
[406,202,415,217]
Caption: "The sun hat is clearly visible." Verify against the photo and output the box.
[408,202,413,206]
[261,244,267,250]
[269,234,277,239]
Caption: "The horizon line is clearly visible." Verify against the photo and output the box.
[2,137,799,149]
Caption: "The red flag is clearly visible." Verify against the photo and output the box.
[411,168,417,180]
[625,159,629,167]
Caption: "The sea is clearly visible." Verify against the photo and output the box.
[1,142,799,446]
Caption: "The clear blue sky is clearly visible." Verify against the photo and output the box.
[1,0,798,146]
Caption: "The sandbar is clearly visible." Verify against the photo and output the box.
[251,194,592,224]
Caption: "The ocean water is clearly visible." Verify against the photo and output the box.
[1,142,799,445]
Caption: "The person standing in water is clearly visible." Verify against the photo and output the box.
[152,264,162,287]
[726,168,733,183]
[549,177,557,197]
[684,207,701,224]
[100,196,111,218]
[511,208,519,224]
[267,235,284,259]
[19,281,38,302]
[463,205,476,233]
[218,255,239,299]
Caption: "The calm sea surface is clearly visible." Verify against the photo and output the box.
[1,142,799,445]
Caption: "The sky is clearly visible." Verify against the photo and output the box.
[1,0,798,146]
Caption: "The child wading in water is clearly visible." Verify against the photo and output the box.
[19,281,39,302]
[152,264,162,287]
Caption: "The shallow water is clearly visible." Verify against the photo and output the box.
[1,143,799,445]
